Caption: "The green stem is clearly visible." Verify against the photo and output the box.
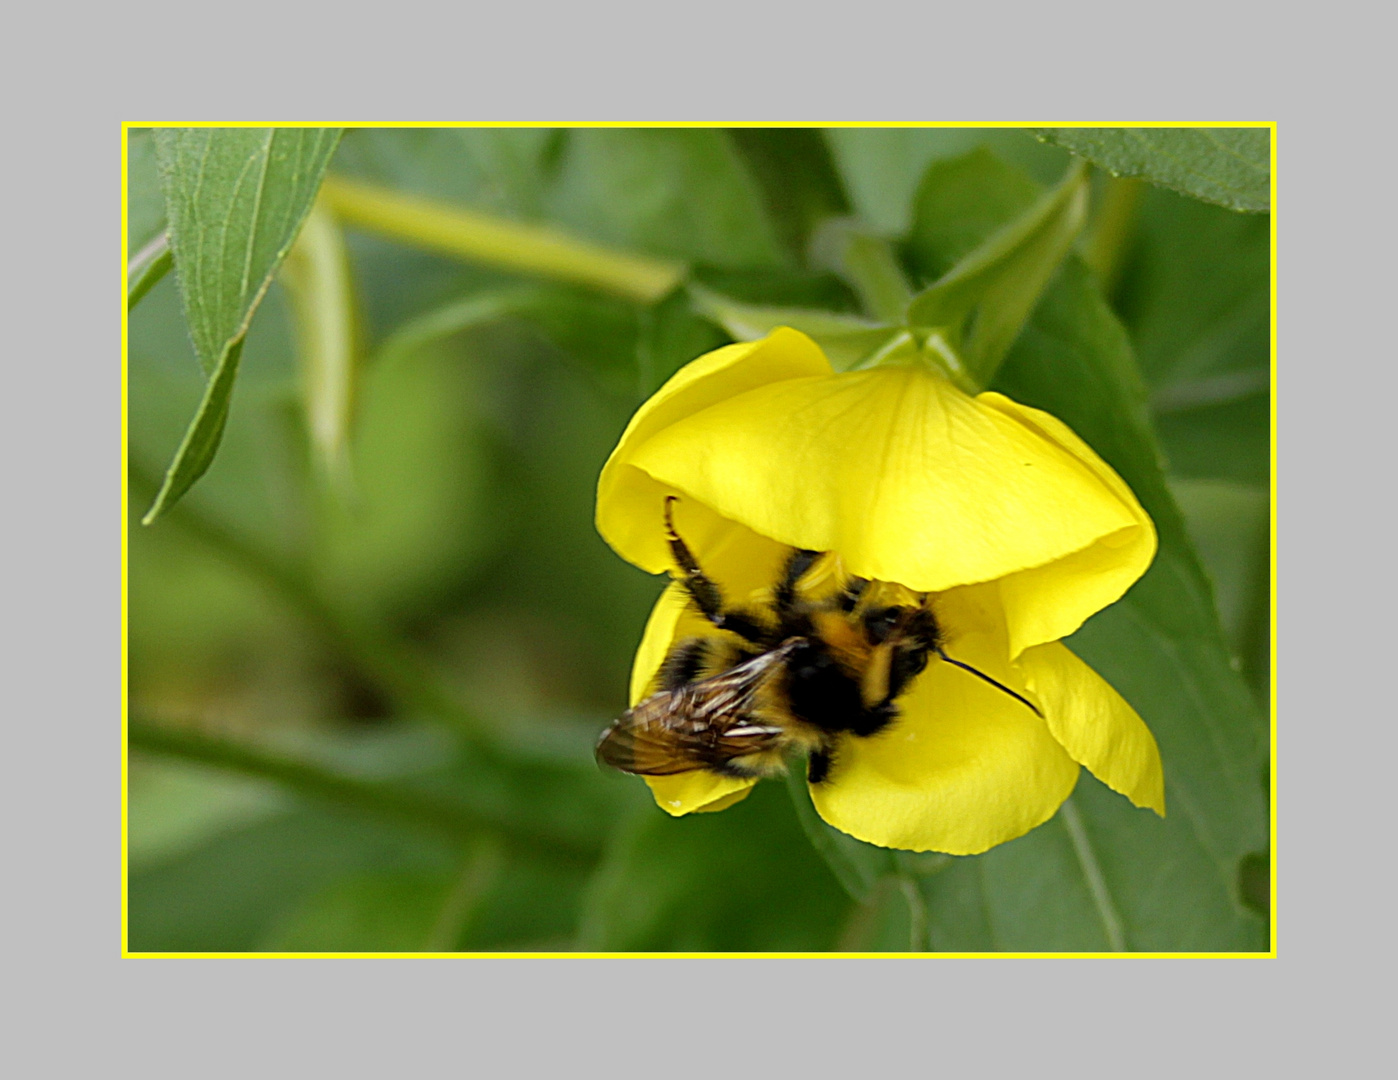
[320,176,687,304]
[128,232,172,311]
[811,220,914,323]
[424,835,504,950]
[375,287,540,370]
[1060,796,1127,951]
[129,460,491,747]
[279,199,358,494]
[783,767,893,904]
[129,716,480,840]
[1083,175,1143,297]
[906,159,1090,392]
[127,718,593,856]
[897,875,928,952]
[842,233,915,323]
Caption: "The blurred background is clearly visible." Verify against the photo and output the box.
[125,127,1270,952]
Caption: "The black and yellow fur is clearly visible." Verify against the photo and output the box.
[595,497,1039,785]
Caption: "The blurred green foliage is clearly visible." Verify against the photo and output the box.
[126,127,1271,953]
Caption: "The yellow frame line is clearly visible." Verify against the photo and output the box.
[123,950,1272,959]
[124,120,1275,130]
[120,120,1280,961]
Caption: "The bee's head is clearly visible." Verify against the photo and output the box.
[861,606,905,645]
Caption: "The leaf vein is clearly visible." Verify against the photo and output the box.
[1198,129,1269,174]
[1060,796,1126,950]
[239,130,276,302]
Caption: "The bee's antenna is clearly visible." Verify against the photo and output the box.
[663,494,680,541]
[934,647,1043,718]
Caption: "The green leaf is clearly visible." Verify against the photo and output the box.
[1170,478,1270,699]
[127,757,287,870]
[904,148,1043,281]
[634,286,734,399]
[258,869,458,952]
[826,128,1073,235]
[1081,177,1145,294]
[258,837,504,952]
[374,287,541,370]
[575,781,850,951]
[1238,849,1270,917]
[126,719,633,952]
[1156,396,1271,490]
[899,150,1267,950]
[126,129,172,311]
[130,802,593,953]
[458,844,596,950]
[145,128,342,522]
[692,264,861,312]
[1116,187,1271,492]
[687,282,899,371]
[139,336,245,525]
[1119,188,1271,392]
[127,805,458,952]
[1034,128,1270,213]
[258,839,585,953]
[126,128,166,253]
[967,258,1268,951]
[837,875,928,952]
[808,218,914,322]
[922,792,1121,951]
[906,155,1089,388]
[514,287,651,397]
[725,128,850,264]
[154,128,344,375]
[330,128,561,220]
[546,129,786,269]
[1169,479,1269,655]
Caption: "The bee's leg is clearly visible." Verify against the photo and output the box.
[888,610,937,699]
[713,759,763,779]
[807,741,835,785]
[774,548,821,616]
[664,496,768,644]
[852,700,900,737]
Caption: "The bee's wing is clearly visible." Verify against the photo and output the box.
[596,640,801,776]
[594,723,710,775]
[595,719,786,776]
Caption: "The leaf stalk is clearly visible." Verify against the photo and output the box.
[320,176,687,304]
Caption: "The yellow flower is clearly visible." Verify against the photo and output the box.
[596,327,1164,855]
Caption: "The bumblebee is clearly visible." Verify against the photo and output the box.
[596,497,1041,786]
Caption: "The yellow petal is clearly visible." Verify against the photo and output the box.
[626,360,1142,617]
[1017,641,1165,815]
[628,582,689,706]
[977,393,1157,654]
[646,772,756,816]
[810,584,1080,855]
[597,327,831,576]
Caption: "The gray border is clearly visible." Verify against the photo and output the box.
[13,0,1369,1071]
